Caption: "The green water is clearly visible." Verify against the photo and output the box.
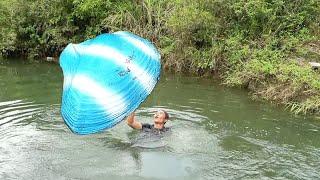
[0,60,319,179]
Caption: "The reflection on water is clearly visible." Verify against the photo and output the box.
[0,100,43,127]
[0,61,320,179]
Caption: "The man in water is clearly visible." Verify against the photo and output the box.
[126,110,170,131]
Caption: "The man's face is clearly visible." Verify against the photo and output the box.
[153,110,166,124]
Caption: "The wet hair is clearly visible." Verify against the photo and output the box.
[162,110,169,120]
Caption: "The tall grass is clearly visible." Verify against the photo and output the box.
[0,0,319,115]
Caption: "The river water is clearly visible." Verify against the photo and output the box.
[0,60,319,179]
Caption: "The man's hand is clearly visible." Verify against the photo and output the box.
[126,112,142,129]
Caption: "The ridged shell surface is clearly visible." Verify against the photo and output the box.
[59,31,161,134]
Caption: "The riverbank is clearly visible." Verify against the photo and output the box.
[0,0,319,115]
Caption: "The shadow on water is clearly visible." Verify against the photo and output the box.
[0,61,320,179]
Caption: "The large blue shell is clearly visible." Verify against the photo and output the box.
[59,31,161,135]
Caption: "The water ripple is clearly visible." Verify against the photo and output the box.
[0,100,43,127]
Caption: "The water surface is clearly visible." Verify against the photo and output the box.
[0,60,319,179]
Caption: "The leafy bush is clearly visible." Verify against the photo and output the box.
[0,0,319,114]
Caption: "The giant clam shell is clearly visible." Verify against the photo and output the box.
[59,31,161,134]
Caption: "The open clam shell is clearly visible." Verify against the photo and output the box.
[59,31,161,134]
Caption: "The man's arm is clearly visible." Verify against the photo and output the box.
[126,112,142,129]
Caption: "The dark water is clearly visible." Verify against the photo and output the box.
[0,60,319,180]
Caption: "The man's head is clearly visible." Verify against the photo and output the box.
[153,110,169,126]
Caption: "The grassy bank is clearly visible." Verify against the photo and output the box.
[0,0,319,115]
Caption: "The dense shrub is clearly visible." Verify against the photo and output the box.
[0,0,319,114]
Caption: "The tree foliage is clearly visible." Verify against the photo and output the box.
[0,0,319,113]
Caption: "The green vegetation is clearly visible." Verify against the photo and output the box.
[0,0,319,115]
